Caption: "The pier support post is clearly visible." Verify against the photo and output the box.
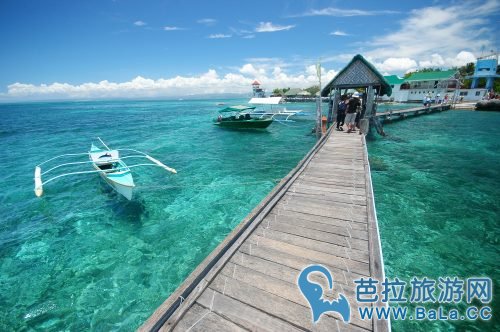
[366,86,375,117]
[316,97,322,139]
[328,90,339,128]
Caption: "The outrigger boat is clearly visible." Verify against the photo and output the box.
[34,137,176,200]
[248,97,308,121]
[214,105,273,129]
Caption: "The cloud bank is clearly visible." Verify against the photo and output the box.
[3,65,337,101]
[364,0,499,73]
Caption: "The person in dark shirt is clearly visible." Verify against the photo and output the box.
[336,94,348,130]
[345,92,360,133]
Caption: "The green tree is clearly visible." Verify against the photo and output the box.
[404,67,443,78]
[272,88,283,96]
[452,62,475,77]
[450,62,475,88]
[304,85,320,96]
[494,80,500,93]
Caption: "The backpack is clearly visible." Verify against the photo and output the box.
[338,101,346,112]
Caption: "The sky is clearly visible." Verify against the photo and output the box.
[0,0,499,101]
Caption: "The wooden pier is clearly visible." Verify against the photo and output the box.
[140,126,388,332]
[138,54,458,332]
[376,104,451,123]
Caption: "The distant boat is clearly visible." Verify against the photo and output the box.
[214,105,273,129]
[34,137,177,200]
[216,102,226,106]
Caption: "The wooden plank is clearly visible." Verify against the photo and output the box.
[238,243,366,286]
[305,167,365,178]
[291,183,367,197]
[282,195,367,213]
[229,251,357,295]
[271,209,367,231]
[286,190,367,206]
[247,234,370,276]
[268,212,368,240]
[276,202,368,224]
[305,161,365,171]
[209,274,326,331]
[219,261,373,330]
[197,289,304,332]
[298,174,366,188]
[260,215,368,251]
[209,273,369,332]
[253,227,369,263]
[171,303,246,332]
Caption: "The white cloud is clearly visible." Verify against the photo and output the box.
[197,18,217,26]
[364,0,499,72]
[418,53,446,68]
[3,64,339,101]
[239,64,266,77]
[298,7,398,17]
[330,30,348,36]
[370,57,419,72]
[443,51,477,67]
[163,26,184,31]
[255,22,295,33]
[133,20,146,26]
[242,34,255,39]
[208,34,231,39]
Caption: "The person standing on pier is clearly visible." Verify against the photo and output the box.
[336,94,347,131]
[346,92,360,133]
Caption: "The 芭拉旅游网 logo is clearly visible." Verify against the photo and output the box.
[297,265,351,323]
[297,265,493,325]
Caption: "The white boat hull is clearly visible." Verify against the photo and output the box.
[99,171,134,200]
[33,138,175,200]
[90,144,135,200]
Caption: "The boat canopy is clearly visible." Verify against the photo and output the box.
[248,97,283,105]
[218,105,256,113]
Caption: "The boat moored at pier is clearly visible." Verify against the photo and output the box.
[214,105,273,129]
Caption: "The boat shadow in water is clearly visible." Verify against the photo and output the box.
[217,127,272,134]
[110,199,148,224]
[99,186,148,223]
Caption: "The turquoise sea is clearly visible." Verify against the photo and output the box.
[0,100,498,331]
[369,110,499,331]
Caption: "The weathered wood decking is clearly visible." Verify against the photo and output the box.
[376,104,451,122]
[140,126,388,332]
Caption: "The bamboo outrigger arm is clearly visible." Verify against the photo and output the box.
[33,148,176,198]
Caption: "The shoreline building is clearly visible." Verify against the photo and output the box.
[402,70,460,102]
[383,75,406,102]
[381,53,500,102]
[382,67,491,103]
[251,80,265,97]
[466,53,500,93]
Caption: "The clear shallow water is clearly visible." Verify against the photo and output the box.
[368,110,499,331]
[0,99,318,330]
[1,101,497,331]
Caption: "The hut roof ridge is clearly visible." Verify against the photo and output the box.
[321,54,392,96]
